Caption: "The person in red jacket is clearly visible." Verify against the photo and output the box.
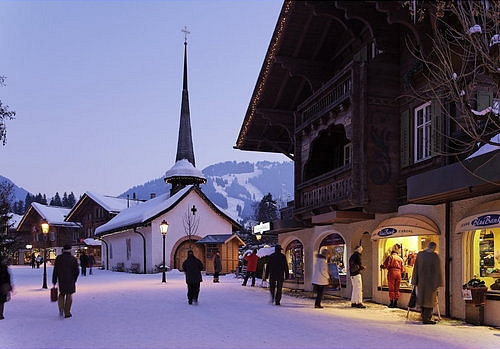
[242,249,259,287]
[380,250,405,308]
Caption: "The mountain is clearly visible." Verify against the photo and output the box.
[0,175,31,203]
[120,161,294,222]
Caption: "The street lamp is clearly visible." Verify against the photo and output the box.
[159,220,169,283]
[41,220,50,289]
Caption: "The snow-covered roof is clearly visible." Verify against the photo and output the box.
[466,133,500,159]
[196,234,241,244]
[165,159,206,181]
[84,191,144,213]
[95,186,192,236]
[8,213,23,229]
[30,202,81,228]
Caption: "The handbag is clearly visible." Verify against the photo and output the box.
[408,287,417,308]
[50,287,58,302]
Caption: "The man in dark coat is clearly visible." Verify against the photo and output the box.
[79,250,89,276]
[264,245,289,305]
[182,250,204,305]
[0,255,13,320]
[411,241,442,324]
[349,245,366,308]
[52,245,79,318]
[213,250,222,283]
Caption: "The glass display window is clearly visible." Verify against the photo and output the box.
[469,228,499,289]
[378,235,439,289]
[285,240,304,284]
[319,233,347,287]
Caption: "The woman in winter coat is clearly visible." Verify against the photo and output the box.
[380,250,405,308]
[0,255,13,320]
[213,251,222,283]
[311,248,330,308]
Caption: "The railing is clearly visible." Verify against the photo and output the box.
[296,168,353,212]
[298,74,352,127]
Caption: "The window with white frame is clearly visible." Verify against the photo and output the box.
[414,102,432,162]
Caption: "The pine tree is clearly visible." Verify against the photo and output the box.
[62,192,69,207]
[67,192,76,208]
[255,193,278,223]
[50,192,62,206]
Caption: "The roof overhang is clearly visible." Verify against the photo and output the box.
[312,210,374,225]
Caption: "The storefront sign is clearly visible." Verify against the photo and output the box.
[457,211,500,232]
[253,222,271,234]
[377,228,398,237]
[371,214,440,240]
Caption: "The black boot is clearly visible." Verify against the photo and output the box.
[388,300,394,308]
[422,307,436,324]
[393,299,398,308]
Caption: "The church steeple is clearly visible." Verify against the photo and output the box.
[165,27,206,197]
[176,27,195,166]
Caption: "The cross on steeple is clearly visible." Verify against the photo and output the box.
[181,26,190,43]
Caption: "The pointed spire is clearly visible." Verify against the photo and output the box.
[165,27,206,197]
[176,26,195,166]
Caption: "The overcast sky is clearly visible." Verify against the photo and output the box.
[0,0,286,199]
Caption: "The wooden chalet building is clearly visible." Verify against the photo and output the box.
[16,202,82,263]
[236,1,499,326]
[64,191,145,267]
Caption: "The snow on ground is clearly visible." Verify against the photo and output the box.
[1,265,499,349]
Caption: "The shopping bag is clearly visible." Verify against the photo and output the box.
[50,287,58,302]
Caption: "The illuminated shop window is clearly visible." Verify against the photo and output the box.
[471,229,499,288]
[319,233,347,288]
[378,235,439,289]
[285,240,304,284]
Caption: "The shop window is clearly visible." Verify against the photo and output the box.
[469,229,499,289]
[319,233,347,287]
[377,235,439,289]
[285,240,304,284]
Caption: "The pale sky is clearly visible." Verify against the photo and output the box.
[0,0,286,199]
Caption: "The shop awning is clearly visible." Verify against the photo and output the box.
[456,211,500,233]
[371,214,439,240]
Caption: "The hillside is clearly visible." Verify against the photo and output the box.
[121,161,294,221]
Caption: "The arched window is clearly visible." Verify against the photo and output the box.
[285,240,304,285]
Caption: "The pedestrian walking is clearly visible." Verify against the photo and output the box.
[242,249,259,287]
[311,248,330,309]
[213,250,222,283]
[0,255,13,320]
[52,245,79,318]
[380,249,405,308]
[36,254,43,268]
[411,241,442,324]
[349,245,366,308]
[79,250,89,276]
[264,245,289,305]
[182,250,204,305]
[88,254,95,275]
[30,253,36,269]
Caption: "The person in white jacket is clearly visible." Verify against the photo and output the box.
[311,248,330,308]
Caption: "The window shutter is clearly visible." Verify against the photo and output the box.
[431,99,443,156]
[477,91,492,111]
[400,109,410,167]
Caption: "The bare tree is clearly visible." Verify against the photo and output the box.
[0,76,16,146]
[183,205,200,249]
[403,1,499,156]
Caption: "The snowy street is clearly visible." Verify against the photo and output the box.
[1,266,499,349]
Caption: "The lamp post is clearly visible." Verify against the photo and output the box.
[26,244,32,267]
[41,220,50,289]
[159,220,169,283]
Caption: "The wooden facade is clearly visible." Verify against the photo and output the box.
[236,0,499,326]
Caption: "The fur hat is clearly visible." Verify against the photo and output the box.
[63,245,72,252]
[275,245,283,252]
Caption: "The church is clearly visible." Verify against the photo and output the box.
[95,33,243,274]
